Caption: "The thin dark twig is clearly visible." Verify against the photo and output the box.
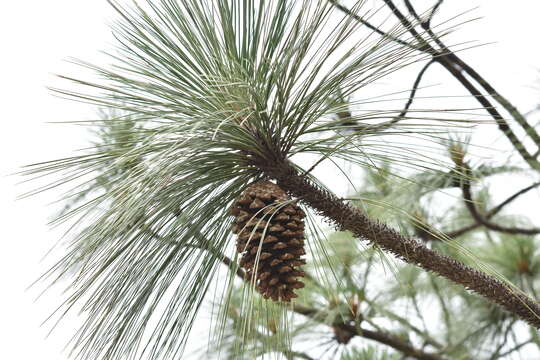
[426,0,444,29]
[403,0,444,41]
[349,59,436,134]
[485,181,540,218]
[435,180,540,240]
[328,0,540,170]
[403,0,421,23]
[219,251,246,279]
[327,0,418,49]
[403,0,443,32]
[381,0,430,50]
[489,319,517,360]
[444,222,480,239]
[461,164,540,235]
[396,59,436,119]
[303,56,433,177]
[496,338,533,359]
[429,276,452,343]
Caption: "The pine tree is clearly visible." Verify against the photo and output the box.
[23,1,540,359]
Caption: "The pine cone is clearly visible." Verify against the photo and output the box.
[230,181,306,302]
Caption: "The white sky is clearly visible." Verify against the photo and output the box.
[1,1,539,359]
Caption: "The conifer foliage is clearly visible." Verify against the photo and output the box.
[23,0,540,359]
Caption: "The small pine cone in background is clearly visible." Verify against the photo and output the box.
[230,181,306,302]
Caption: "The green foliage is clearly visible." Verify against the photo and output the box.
[23,0,540,359]
[22,1,435,359]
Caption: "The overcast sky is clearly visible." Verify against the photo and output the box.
[1,1,539,359]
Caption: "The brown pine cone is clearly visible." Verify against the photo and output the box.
[230,181,306,302]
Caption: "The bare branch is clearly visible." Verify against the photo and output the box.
[343,59,435,134]
[403,0,422,23]
[429,181,540,240]
[460,164,540,235]
[327,0,418,49]
[396,59,436,119]
[426,0,444,29]
[359,328,444,360]
[380,0,430,49]
[486,181,540,218]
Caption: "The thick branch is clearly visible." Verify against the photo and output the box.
[259,159,540,329]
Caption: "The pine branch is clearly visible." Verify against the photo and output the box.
[402,0,443,32]
[426,1,444,30]
[258,159,540,329]
[34,2,540,358]
[357,328,443,360]
[160,210,443,359]
[396,59,436,120]
[364,299,443,349]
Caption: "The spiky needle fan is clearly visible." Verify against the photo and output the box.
[29,0,421,358]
